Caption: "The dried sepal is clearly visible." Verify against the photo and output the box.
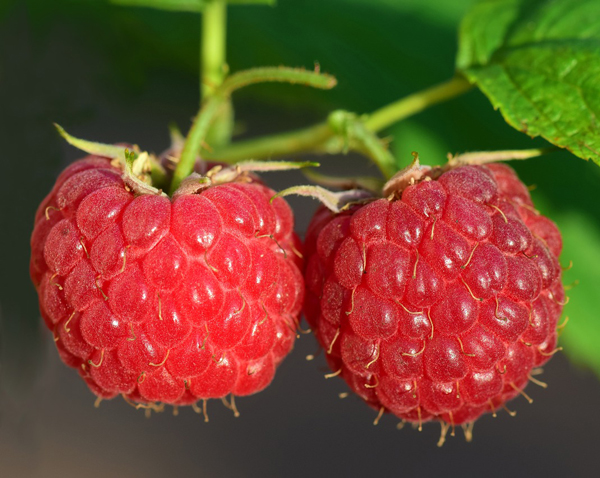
[302,168,384,195]
[122,151,167,197]
[272,185,373,213]
[382,153,431,197]
[54,123,138,162]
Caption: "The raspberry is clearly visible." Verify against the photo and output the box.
[304,163,564,436]
[30,154,304,411]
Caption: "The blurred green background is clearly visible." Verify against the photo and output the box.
[1,1,599,477]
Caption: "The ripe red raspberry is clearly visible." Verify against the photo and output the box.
[304,163,564,434]
[30,154,304,410]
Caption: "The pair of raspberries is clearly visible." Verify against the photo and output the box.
[30,154,564,433]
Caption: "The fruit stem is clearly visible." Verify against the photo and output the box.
[202,0,233,148]
[345,116,397,179]
[202,0,227,101]
[170,67,337,193]
[205,122,334,163]
[204,76,473,165]
[170,95,224,194]
[365,75,473,132]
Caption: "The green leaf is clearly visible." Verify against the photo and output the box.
[457,0,600,165]
[110,0,274,12]
[456,0,521,70]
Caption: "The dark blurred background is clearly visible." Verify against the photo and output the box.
[1,1,599,477]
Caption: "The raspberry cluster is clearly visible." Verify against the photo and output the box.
[30,155,304,407]
[304,164,564,427]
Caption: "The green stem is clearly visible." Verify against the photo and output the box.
[365,75,472,132]
[202,0,227,100]
[222,67,337,94]
[202,0,233,148]
[326,110,396,178]
[205,122,333,163]
[171,67,338,192]
[350,121,397,178]
[170,96,224,194]
[207,76,473,165]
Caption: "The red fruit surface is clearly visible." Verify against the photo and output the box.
[31,155,304,406]
[304,164,564,427]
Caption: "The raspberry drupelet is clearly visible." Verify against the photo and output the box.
[31,154,304,410]
[303,163,564,434]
